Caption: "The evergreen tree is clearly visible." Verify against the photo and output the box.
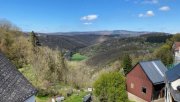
[30,31,41,53]
[30,31,36,47]
[121,54,132,74]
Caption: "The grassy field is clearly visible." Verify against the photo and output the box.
[19,64,89,102]
[71,53,88,61]
[64,91,87,102]
[36,96,50,102]
[36,91,88,102]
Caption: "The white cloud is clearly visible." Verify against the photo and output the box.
[159,6,170,11]
[83,22,92,25]
[143,0,159,4]
[146,10,154,16]
[138,10,154,17]
[81,14,98,21]
[125,0,159,5]
[138,13,144,17]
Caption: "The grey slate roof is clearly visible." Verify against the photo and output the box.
[165,64,180,101]
[0,53,37,102]
[166,63,180,82]
[169,85,180,102]
[139,60,168,85]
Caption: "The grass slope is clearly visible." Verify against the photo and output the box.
[64,91,87,102]
[36,91,87,102]
[71,53,88,61]
[36,96,49,102]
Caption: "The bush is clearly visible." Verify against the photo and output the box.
[93,72,128,102]
[36,88,59,97]
[67,89,73,97]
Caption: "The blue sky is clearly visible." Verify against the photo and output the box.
[0,0,179,33]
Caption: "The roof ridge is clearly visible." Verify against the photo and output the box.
[139,60,167,85]
[139,59,161,63]
[151,61,164,77]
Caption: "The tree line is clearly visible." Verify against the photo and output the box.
[0,21,68,95]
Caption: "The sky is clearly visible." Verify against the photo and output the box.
[0,0,179,33]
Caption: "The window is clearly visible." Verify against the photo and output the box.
[131,83,134,89]
[142,87,146,94]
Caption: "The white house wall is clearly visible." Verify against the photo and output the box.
[171,79,180,90]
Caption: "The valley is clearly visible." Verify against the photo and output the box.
[36,32,170,67]
[1,0,180,102]
[0,25,178,102]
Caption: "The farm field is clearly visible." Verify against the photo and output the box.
[71,53,88,61]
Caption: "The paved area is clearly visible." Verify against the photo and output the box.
[127,92,165,102]
[154,98,164,102]
[127,92,147,102]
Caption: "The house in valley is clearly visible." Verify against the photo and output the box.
[165,63,180,102]
[0,53,37,102]
[126,60,167,102]
[173,42,180,64]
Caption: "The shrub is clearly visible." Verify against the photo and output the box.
[36,88,59,97]
[93,72,128,102]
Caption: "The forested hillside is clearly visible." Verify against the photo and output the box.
[1,20,179,102]
[37,34,111,50]
[81,34,171,67]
